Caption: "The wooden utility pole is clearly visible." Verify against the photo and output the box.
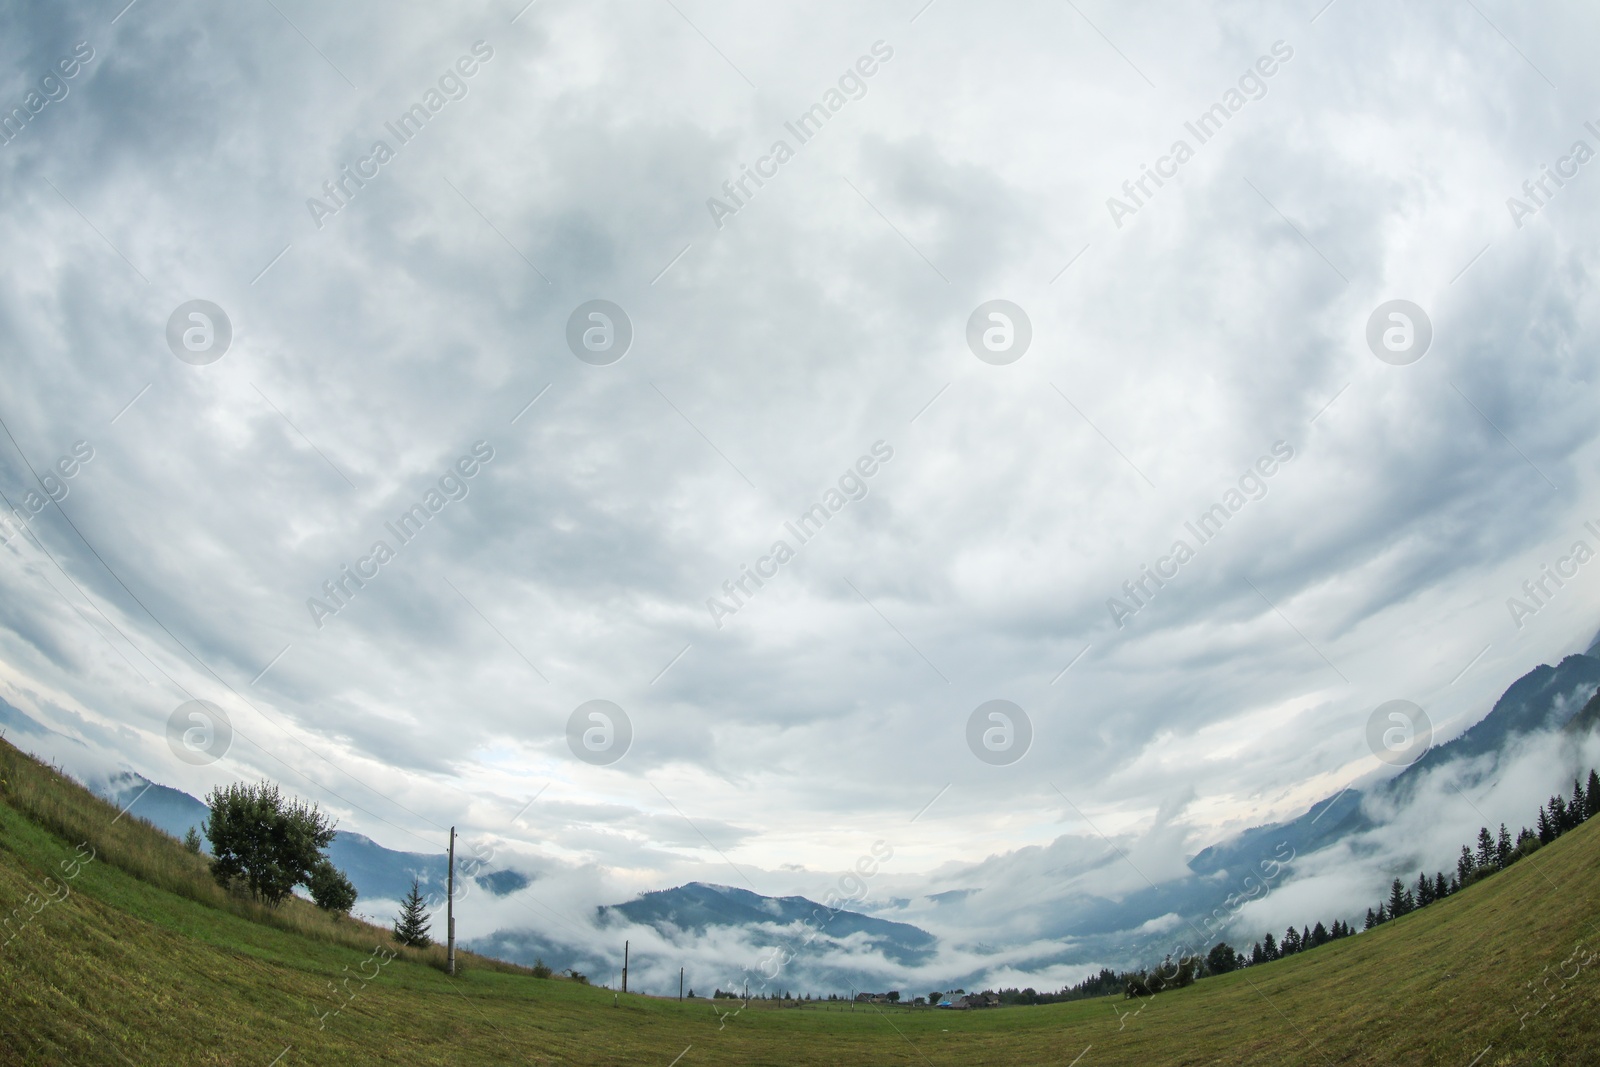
[679,968,684,1001]
[446,826,456,976]
[622,940,629,993]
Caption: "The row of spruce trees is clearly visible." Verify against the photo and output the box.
[685,768,1600,1006]
[1109,766,1600,997]
[390,768,1596,999]
[1236,768,1600,973]
[1358,768,1600,930]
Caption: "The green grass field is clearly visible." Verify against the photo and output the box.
[2,736,1596,1065]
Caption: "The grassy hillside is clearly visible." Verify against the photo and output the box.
[2,737,1597,1065]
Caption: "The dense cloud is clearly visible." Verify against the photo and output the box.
[2,0,1600,983]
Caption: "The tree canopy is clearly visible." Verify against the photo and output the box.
[202,780,343,908]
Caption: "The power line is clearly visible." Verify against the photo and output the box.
[0,409,446,849]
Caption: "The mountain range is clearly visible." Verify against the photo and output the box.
[4,624,1600,993]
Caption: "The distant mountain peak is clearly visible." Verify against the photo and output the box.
[597,881,937,965]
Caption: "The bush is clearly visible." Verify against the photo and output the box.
[308,858,358,915]
[532,957,553,979]
[203,781,337,906]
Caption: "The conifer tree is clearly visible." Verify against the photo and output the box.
[1364,908,1376,931]
[1571,780,1587,825]
[1538,805,1555,844]
[1550,795,1569,833]
[1311,921,1329,946]
[1282,927,1301,954]
[1496,824,1513,869]
[1375,902,1388,924]
[1458,844,1477,884]
[1250,941,1265,964]
[1434,871,1448,900]
[393,878,433,947]
[1262,932,1278,959]
[1587,769,1600,819]
[1475,827,1496,869]
[1388,878,1410,917]
[1416,872,1435,907]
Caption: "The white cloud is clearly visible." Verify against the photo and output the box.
[1,0,1599,986]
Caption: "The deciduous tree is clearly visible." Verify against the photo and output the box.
[203,781,339,906]
[308,858,358,915]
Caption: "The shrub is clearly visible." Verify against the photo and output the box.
[308,858,358,915]
[532,957,553,979]
[203,781,338,906]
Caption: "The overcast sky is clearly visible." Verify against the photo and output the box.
[3,0,1600,940]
